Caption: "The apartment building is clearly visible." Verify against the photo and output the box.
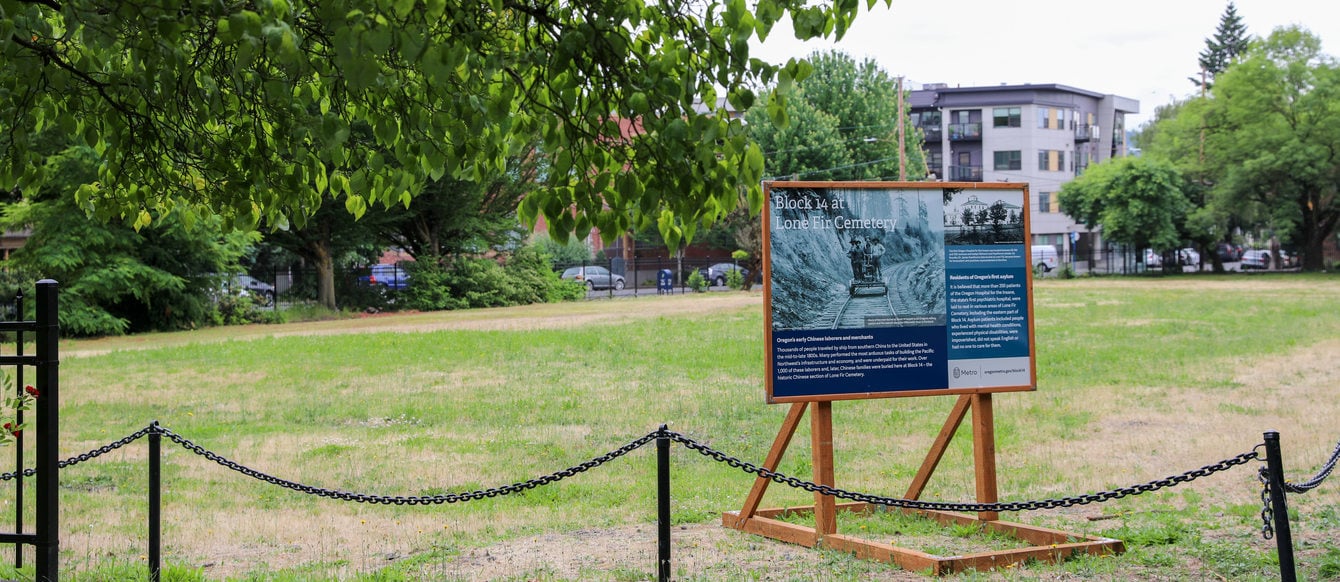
[909,84,1139,264]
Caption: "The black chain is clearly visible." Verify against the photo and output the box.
[1276,436,1340,494]
[156,425,658,505]
[667,431,1259,514]
[1258,459,1275,540]
[0,424,155,481]
[1255,436,1340,539]
[0,424,1294,524]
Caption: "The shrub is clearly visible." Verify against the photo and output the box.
[211,293,286,326]
[686,270,708,293]
[403,244,584,311]
[726,268,744,290]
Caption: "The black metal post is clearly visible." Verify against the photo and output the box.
[149,422,161,582]
[657,425,671,582]
[14,291,23,569]
[34,280,58,582]
[1264,431,1296,582]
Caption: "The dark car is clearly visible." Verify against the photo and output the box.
[697,262,749,287]
[358,264,411,290]
[561,266,625,290]
[1215,243,1243,263]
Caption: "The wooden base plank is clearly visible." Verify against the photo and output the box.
[722,512,817,547]
[723,505,1125,576]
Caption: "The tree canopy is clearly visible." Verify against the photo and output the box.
[1,0,885,248]
[1199,26,1340,270]
[722,49,924,287]
[1190,1,1250,91]
[747,50,924,183]
[1058,156,1189,259]
[1,143,253,335]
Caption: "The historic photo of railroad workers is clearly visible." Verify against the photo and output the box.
[769,187,947,330]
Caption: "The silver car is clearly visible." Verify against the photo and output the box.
[561,266,625,291]
[1240,249,1272,270]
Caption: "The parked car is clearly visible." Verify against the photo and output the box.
[697,262,749,287]
[1240,249,1273,270]
[1031,245,1058,273]
[1215,242,1243,262]
[561,266,625,290]
[233,275,275,302]
[1279,250,1296,268]
[1144,248,1162,268]
[1177,248,1200,268]
[359,264,411,290]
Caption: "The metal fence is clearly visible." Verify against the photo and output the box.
[551,255,751,297]
[235,256,750,309]
[0,282,60,581]
[4,419,1335,581]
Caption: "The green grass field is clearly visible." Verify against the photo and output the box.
[2,274,1339,580]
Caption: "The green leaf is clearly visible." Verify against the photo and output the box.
[344,194,367,219]
[657,210,681,253]
[392,0,415,19]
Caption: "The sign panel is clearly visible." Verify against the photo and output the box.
[764,181,1037,403]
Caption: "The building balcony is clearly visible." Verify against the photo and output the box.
[919,126,942,142]
[1075,124,1098,142]
[949,123,982,141]
[949,164,983,182]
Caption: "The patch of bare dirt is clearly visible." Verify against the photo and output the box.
[439,523,926,581]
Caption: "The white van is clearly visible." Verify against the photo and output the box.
[1031,245,1059,273]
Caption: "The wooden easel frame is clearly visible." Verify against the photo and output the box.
[722,396,1124,575]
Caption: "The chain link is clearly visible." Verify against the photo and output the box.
[1258,461,1275,540]
[666,431,1259,514]
[1254,436,1340,540]
[0,424,1299,525]
[156,425,658,505]
[1279,436,1340,494]
[0,424,155,481]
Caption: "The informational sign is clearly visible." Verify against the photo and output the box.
[764,181,1037,403]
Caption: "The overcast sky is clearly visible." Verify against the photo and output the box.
[750,0,1340,129]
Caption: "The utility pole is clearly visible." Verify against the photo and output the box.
[1199,67,1207,165]
[897,76,906,181]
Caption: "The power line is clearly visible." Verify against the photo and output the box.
[764,156,901,181]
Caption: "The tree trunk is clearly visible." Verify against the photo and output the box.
[733,215,763,291]
[1300,191,1337,272]
[307,240,337,310]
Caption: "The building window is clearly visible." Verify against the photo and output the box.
[992,107,1021,128]
[1037,107,1066,130]
[993,150,1021,171]
[1038,192,1053,213]
[1037,150,1067,172]
[913,111,941,127]
[926,150,943,171]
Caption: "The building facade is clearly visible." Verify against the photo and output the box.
[909,84,1138,264]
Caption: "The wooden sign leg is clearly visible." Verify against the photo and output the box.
[735,402,808,526]
[812,401,837,537]
[971,394,999,522]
